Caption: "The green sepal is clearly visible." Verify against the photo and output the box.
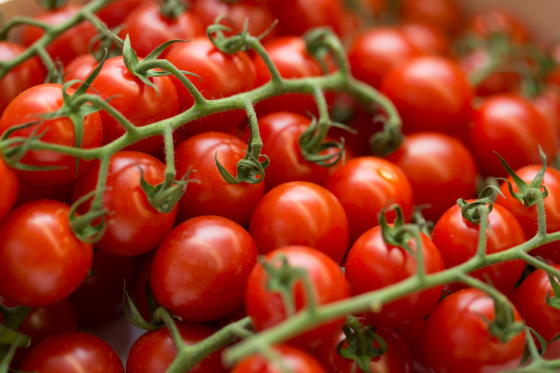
[41,0,67,10]
[483,295,525,344]
[378,204,413,253]
[89,25,124,62]
[44,59,65,85]
[369,122,403,157]
[457,185,504,226]
[68,189,110,244]
[139,167,200,213]
[207,15,249,54]
[298,115,347,167]
[123,282,161,331]
[159,0,188,20]
[338,323,387,373]
[545,272,560,310]
[215,150,269,185]
[0,325,30,348]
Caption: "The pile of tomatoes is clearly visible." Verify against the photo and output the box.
[2,0,560,372]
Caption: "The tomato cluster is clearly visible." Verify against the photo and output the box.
[2,0,560,373]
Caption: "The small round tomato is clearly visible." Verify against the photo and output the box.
[72,151,177,256]
[0,200,92,307]
[249,181,349,263]
[432,201,526,292]
[151,215,258,322]
[246,246,350,350]
[20,332,124,373]
[467,94,556,178]
[530,86,560,144]
[232,344,327,373]
[386,132,478,222]
[324,157,414,246]
[268,0,344,36]
[345,226,444,328]
[397,318,433,373]
[381,56,474,135]
[400,21,451,56]
[174,132,265,227]
[126,321,227,373]
[348,27,420,89]
[422,289,526,373]
[64,54,98,85]
[400,0,462,35]
[97,0,145,28]
[0,84,103,188]
[0,156,18,222]
[21,5,97,65]
[466,10,530,43]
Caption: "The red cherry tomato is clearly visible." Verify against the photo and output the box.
[324,156,414,246]
[268,0,344,36]
[0,156,18,222]
[126,321,227,373]
[531,86,560,142]
[400,21,451,56]
[381,56,474,135]
[422,289,526,373]
[245,246,350,350]
[249,181,349,263]
[151,215,258,322]
[174,132,264,227]
[432,201,526,292]
[232,344,327,373]
[467,94,557,178]
[72,151,177,256]
[97,0,146,28]
[345,226,444,328]
[400,0,462,35]
[386,132,478,222]
[20,332,125,373]
[0,200,92,307]
[64,54,98,84]
[0,84,103,188]
[466,10,530,43]
[21,5,97,65]
[397,318,433,373]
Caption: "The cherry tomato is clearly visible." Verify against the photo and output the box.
[386,132,478,222]
[232,344,327,373]
[467,94,556,178]
[72,151,177,256]
[249,181,349,263]
[422,288,526,373]
[151,215,258,322]
[400,0,462,35]
[531,86,560,142]
[126,321,227,373]
[400,21,451,56]
[345,226,444,328]
[348,27,420,89]
[0,84,103,188]
[97,0,146,28]
[64,54,98,85]
[466,10,530,43]
[381,56,474,135]
[397,318,433,373]
[324,156,414,246]
[0,200,92,307]
[0,156,18,222]
[432,201,526,292]
[19,332,125,373]
[267,0,343,36]
[174,132,264,227]
[245,246,350,349]
[21,5,97,65]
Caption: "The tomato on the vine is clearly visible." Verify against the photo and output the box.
[267,0,344,37]
[466,9,530,43]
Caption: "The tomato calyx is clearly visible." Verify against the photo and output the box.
[124,282,163,331]
[486,295,526,344]
[69,188,110,244]
[139,165,199,213]
[0,303,33,349]
[88,25,124,62]
[457,185,504,225]
[207,16,250,54]
[160,0,188,20]
[41,0,67,11]
[0,121,56,172]
[299,114,349,167]
[379,204,416,252]
[545,272,560,311]
[369,119,403,157]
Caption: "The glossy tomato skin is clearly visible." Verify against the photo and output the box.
[0,201,92,307]
[386,132,478,222]
[64,54,97,85]
[20,332,124,373]
[97,0,146,28]
[381,56,474,135]
[126,321,227,373]
[232,344,327,373]
[422,289,526,373]
[400,0,462,35]
[324,157,414,246]
[246,246,350,350]
[432,201,526,292]
[21,6,97,65]
[0,156,18,222]
[348,28,420,89]
[345,227,444,328]
[467,94,557,178]
[0,42,45,116]
[531,86,560,142]
[166,38,256,137]
[120,3,204,58]
[151,215,258,322]
[466,10,530,43]
[89,56,178,154]
[72,151,177,256]
[0,84,103,188]
[249,181,349,263]
[174,132,264,227]
[268,0,343,36]
[399,21,451,56]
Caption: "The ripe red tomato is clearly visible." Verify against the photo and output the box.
[400,0,462,35]
[531,86,560,142]
[232,344,327,373]
[386,132,478,222]
[399,21,451,56]
[0,156,18,222]
[64,54,98,85]
[71,151,177,256]
[245,246,350,350]
[174,132,265,227]
[151,215,258,322]
[165,37,256,137]
[324,157,414,246]
[381,56,474,135]
[21,5,97,65]
[249,181,349,263]
[466,10,530,43]
[0,84,103,188]
[432,201,526,292]
[345,226,444,328]
[120,3,204,58]
[97,0,145,28]
[422,288,526,373]
[0,42,45,116]
[397,318,433,373]
[19,332,125,373]
[348,27,420,89]
[126,321,227,373]
[267,0,344,36]
[467,94,557,178]
[0,200,92,307]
